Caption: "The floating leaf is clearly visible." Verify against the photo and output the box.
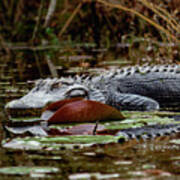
[69,172,120,180]
[47,99,125,123]
[0,166,59,175]
[67,124,105,135]
[45,97,83,111]
[49,124,106,135]
[2,135,122,150]
[41,98,83,120]
[5,125,48,136]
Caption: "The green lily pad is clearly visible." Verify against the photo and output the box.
[0,166,59,175]
[123,111,180,119]
[49,113,179,131]
[69,172,120,180]
[2,135,123,151]
[3,111,180,151]
[27,135,120,144]
[8,111,180,129]
[9,117,41,122]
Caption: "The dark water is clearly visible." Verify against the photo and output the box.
[0,44,180,179]
[0,133,180,179]
[0,106,180,179]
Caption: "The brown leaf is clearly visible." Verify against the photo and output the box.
[48,124,118,136]
[48,124,106,136]
[66,124,105,135]
[45,97,84,111]
[47,99,125,124]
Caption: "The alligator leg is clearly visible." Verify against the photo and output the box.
[107,92,160,111]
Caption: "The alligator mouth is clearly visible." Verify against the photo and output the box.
[5,98,49,118]
[6,108,43,118]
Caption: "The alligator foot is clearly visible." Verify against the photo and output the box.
[108,93,160,111]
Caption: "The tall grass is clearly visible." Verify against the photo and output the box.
[0,0,179,81]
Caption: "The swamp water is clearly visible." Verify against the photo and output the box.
[0,44,180,179]
[0,102,180,179]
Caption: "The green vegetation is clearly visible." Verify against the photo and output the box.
[0,0,180,82]
[0,2,180,178]
[3,111,180,151]
[0,166,59,176]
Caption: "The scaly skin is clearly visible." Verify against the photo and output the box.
[5,65,180,138]
[116,123,180,141]
[6,64,180,111]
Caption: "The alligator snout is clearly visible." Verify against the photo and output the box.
[6,98,48,109]
[5,93,63,118]
[5,98,46,118]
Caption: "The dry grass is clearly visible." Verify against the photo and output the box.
[0,0,180,80]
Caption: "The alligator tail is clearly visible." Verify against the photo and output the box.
[116,123,180,142]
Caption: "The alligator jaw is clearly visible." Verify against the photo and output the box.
[5,107,43,118]
[5,97,56,118]
[5,99,46,109]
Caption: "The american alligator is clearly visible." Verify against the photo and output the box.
[5,65,180,139]
[6,64,180,111]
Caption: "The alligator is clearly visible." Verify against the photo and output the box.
[116,123,180,142]
[5,64,180,139]
[6,64,180,111]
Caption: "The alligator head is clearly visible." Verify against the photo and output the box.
[5,76,106,117]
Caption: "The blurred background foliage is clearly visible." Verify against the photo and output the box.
[0,0,180,82]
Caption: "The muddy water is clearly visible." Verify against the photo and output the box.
[0,135,180,179]
[0,46,180,179]
[0,106,180,179]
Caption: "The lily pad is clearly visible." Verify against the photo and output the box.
[0,166,59,175]
[46,99,125,124]
[69,172,120,180]
[8,117,41,122]
[2,135,123,151]
[5,110,180,137]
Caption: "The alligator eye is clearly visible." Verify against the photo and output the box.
[65,85,89,99]
[67,89,88,98]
